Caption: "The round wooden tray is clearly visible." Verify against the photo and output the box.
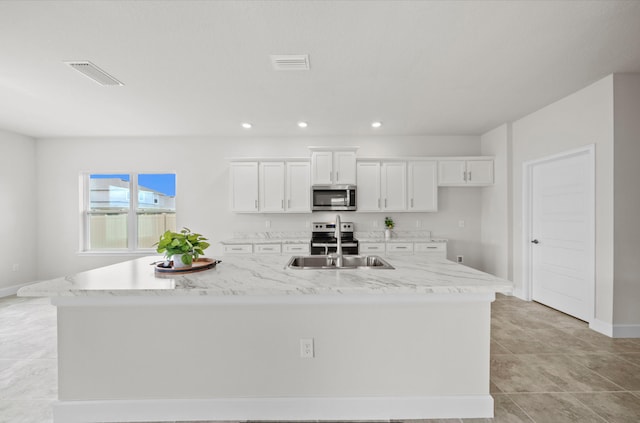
[154,257,221,274]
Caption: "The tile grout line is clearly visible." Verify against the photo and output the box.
[502,393,538,423]
[560,352,636,393]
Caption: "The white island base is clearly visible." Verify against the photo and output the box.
[52,293,494,423]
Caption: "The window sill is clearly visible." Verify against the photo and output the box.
[76,250,161,257]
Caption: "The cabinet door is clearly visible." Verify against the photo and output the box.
[334,151,357,184]
[311,151,333,185]
[259,162,285,212]
[408,161,438,212]
[286,162,311,212]
[356,162,381,211]
[466,160,494,185]
[381,162,407,211]
[230,162,259,212]
[438,160,466,186]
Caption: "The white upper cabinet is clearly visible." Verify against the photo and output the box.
[230,162,259,212]
[285,162,311,213]
[408,161,438,212]
[381,162,407,211]
[311,150,356,185]
[334,151,357,184]
[356,162,382,211]
[466,160,494,185]
[259,162,285,212]
[438,159,494,186]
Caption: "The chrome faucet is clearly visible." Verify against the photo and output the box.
[334,214,343,267]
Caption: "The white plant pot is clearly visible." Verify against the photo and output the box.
[172,254,192,269]
[385,228,392,240]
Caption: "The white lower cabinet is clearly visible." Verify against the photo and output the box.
[223,244,253,254]
[414,242,447,258]
[359,242,386,254]
[255,244,282,254]
[283,244,311,254]
[361,241,447,258]
[385,242,414,254]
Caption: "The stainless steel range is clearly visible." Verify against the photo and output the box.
[310,221,359,255]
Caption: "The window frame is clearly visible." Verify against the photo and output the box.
[79,172,177,255]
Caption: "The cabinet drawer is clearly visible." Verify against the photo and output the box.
[414,243,447,254]
[415,243,447,259]
[223,244,253,254]
[360,243,386,253]
[386,243,414,254]
[283,244,310,254]
[255,244,282,254]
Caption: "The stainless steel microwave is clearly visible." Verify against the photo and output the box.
[311,185,357,211]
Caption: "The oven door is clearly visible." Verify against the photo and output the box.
[310,242,359,255]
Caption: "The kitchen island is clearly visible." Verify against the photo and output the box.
[19,255,512,423]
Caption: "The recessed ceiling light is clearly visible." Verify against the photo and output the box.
[371,121,382,128]
[241,122,252,129]
[297,121,308,128]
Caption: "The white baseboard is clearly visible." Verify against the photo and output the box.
[590,319,613,337]
[612,323,640,338]
[513,288,527,301]
[0,282,35,298]
[590,319,640,338]
[53,395,494,423]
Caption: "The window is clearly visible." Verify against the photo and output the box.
[83,173,176,252]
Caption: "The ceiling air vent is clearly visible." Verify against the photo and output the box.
[64,61,124,86]
[270,54,310,71]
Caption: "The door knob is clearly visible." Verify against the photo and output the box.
[531,239,539,244]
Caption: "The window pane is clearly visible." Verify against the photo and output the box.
[89,213,128,249]
[136,174,176,248]
[88,174,130,249]
[89,174,130,210]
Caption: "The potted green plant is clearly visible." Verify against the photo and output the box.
[384,216,394,240]
[155,227,210,268]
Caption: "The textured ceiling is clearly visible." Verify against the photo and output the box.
[1,0,639,138]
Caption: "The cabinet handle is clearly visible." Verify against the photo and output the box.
[263,247,273,251]
[336,171,339,181]
[232,247,243,251]
[468,171,472,181]
[281,200,284,209]
[385,199,388,208]
[427,246,437,249]
[255,199,258,209]
[396,246,407,249]
[411,198,414,208]
[370,247,379,250]
[463,171,467,182]
[378,198,381,208]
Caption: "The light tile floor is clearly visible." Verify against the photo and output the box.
[1,294,640,423]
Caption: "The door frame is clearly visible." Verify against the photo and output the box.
[521,144,595,322]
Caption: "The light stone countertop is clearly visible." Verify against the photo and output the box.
[18,255,512,298]
[220,231,310,245]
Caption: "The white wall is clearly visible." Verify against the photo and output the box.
[35,135,483,280]
[480,124,510,279]
[511,76,615,324]
[612,74,640,326]
[0,129,37,290]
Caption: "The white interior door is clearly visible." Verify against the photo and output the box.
[529,148,594,321]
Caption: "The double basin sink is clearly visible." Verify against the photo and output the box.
[287,255,395,270]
